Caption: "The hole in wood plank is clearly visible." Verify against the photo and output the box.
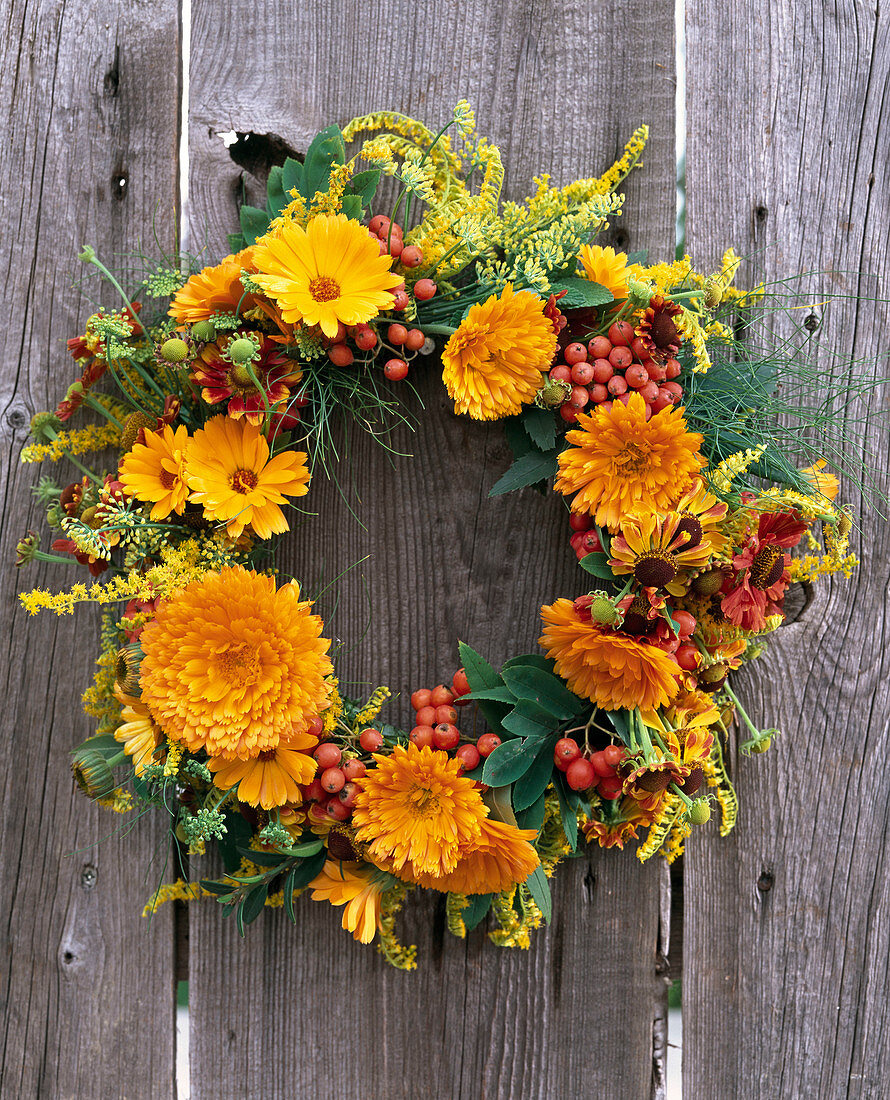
[754,204,768,223]
[226,131,301,181]
[756,869,774,893]
[103,44,120,97]
[113,171,128,200]
[781,582,813,625]
[6,407,27,431]
[80,864,97,890]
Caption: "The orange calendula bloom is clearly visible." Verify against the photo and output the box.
[554,392,705,529]
[185,414,310,539]
[799,458,839,501]
[352,743,488,880]
[169,248,256,325]
[308,861,387,943]
[441,284,558,420]
[139,566,333,759]
[118,424,190,520]
[578,244,629,300]
[402,818,540,895]
[251,213,401,337]
[207,730,319,809]
[540,597,680,711]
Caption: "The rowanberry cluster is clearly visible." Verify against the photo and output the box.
[554,738,626,798]
[548,320,683,424]
[408,669,502,776]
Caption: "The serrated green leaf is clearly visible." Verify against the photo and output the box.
[578,551,616,580]
[550,277,614,309]
[302,125,346,199]
[227,232,246,253]
[521,405,557,451]
[501,698,561,740]
[283,868,297,924]
[481,738,536,785]
[281,156,304,198]
[340,194,364,221]
[460,686,516,704]
[515,793,547,833]
[525,864,552,923]
[239,204,271,246]
[501,665,584,721]
[463,893,493,931]
[512,738,557,811]
[504,416,533,461]
[349,169,381,205]
[488,450,558,497]
[501,653,555,674]
[626,249,648,266]
[484,784,517,826]
[458,641,501,693]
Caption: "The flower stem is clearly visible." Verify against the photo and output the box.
[78,245,142,331]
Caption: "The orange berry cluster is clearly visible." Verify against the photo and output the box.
[554,738,627,798]
[549,320,683,424]
[409,669,501,774]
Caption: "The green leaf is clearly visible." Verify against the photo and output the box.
[349,169,381,205]
[302,124,346,199]
[521,405,557,451]
[481,739,536,786]
[266,165,287,215]
[283,868,297,924]
[199,879,234,897]
[281,156,304,198]
[515,794,547,833]
[578,551,616,580]
[239,204,271,246]
[554,775,580,850]
[488,450,558,497]
[504,416,533,461]
[606,709,632,748]
[525,864,552,924]
[626,249,648,266]
[288,848,327,890]
[459,686,516,704]
[501,653,555,674]
[501,665,584,721]
[512,738,557,811]
[485,784,517,826]
[463,893,493,931]
[458,641,501,693]
[236,846,289,868]
[501,698,561,740]
[550,277,614,309]
[238,884,268,934]
[340,194,364,221]
[227,232,246,253]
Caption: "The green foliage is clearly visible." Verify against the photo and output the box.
[549,277,613,309]
[488,449,559,497]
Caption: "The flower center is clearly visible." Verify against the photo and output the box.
[750,544,785,590]
[650,311,678,348]
[217,642,260,684]
[230,468,258,494]
[633,550,677,588]
[614,442,650,476]
[159,469,178,490]
[408,784,440,816]
[308,276,341,303]
[229,363,259,390]
[675,513,703,550]
[257,749,276,762]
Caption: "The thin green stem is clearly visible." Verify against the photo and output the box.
[79,245,142,329]
[82,393,126,431]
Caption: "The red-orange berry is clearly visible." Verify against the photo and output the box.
[387,323,408,345]
[338,781,360,808]
[321,767,346,793]
[476,733,502,757]
[588,335,612,358]
[452,668,471,696]
[328,343,354,367]
[368,214,392,236]
[554,737,581,765]
[430,685,454,707]
[549,363,572,383]
[569,512,591,532]
[433,723,460,750]
[400,245,423,267]
[665,358,681,379]
[570,361,595,386]
[591,750,615,778]
[455,743,481,771]
[413,278,437,300]
[589,383,609,404]
[676,643,700,671]
[569,384,589,410]
[608,320,635,347]
[602,744,625,769]
[392,290,409,311]
[409,725,435,749]
[435,704,458,725]
[564,342,588,365]
[566,757,596,790]
[313,742,342,769]
[342,759,367,781]
[415,705,437,727]
[625,364,649,389]
[384,358,409,380]
[609,345,633,370]
[410,689,432,710]
[326,799,350,821]
[607,374,628,396]
[631,337,653,362]
[559,404,578,423]
[359,728,384,752]
[307,716,324,738]
[404,328,425,351]
[591,358,613,383]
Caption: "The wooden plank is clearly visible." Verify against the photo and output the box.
[187,2,676,1096]
[684,2,890,1096]
[0,2,180,1095]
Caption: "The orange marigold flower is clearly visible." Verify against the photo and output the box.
[635,295,683,361]
[441,284,557,420]
[169,248,256,325]
[540,597,681,711]
[554,392,704,530]
[139,566,333,760]
[118,424,190,520]
[402,817,540,895]
[308,861,387,943]
[352,743,487,880]
[185,414,310,539]
[207,730,319,809]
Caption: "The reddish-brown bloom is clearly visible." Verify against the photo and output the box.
[191,334,302,425]
[721,511,807,631]
[635,295,683,362]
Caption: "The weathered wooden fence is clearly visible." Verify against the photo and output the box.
[1,0,888,1096]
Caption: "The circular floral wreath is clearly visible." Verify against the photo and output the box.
[17,105,859,968]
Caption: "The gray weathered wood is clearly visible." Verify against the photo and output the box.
[684,2,890,1097]
[186,1,675,1097]
[0,1,180,1095]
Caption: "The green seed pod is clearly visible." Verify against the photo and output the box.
[589,596,620,625]
[536,380,569,409]
[687,798,711,825]
[228,337,258,364]
[71,750,116,799]
[160,337,190,363]
[750,737,772,754]
[191,320,217,343]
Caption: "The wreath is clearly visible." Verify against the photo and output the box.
[17,105,862,968]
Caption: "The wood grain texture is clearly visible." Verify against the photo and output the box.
[0,1,180,1095]
[187,1,675,1097]
[684,3,890,1097]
